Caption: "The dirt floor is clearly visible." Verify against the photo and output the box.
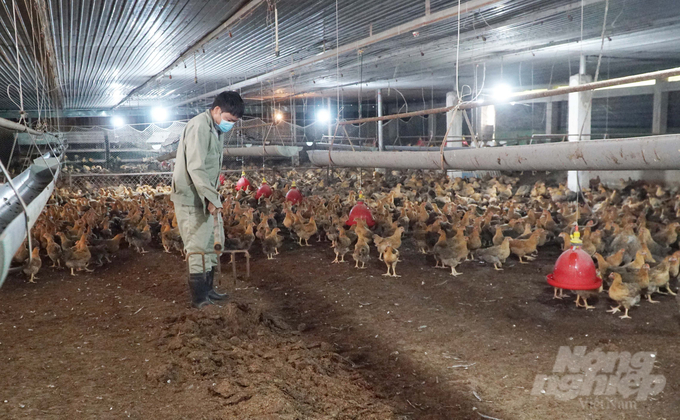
[0,237,678,419]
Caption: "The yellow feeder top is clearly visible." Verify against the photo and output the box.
[570,226,582,245]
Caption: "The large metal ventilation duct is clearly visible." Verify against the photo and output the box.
[158,145,302,162]
[307,135,680,171]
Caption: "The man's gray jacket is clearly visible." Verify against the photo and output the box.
[171,110,223,213]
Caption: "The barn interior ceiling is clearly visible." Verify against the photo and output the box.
[0,0,679,115]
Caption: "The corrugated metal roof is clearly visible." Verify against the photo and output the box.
[126,0,680,108]
[0,0,679,113]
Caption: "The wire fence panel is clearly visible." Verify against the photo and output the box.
[60,122,187,174]
[61,172,173,191]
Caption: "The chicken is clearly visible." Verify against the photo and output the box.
[352,218,373,244]
[126,223,152,253]
[609,225,641,264]
[558,232,571,251]
[509,229,543,264]
[605,248,625,268]
[382,246,400,277]
[228,224,255,250]
[44,234,62,268]
[647,256,677,300]
[102,233,125,261]
[638,226,669,258]
[64,234,92,276]
[581,231,597,257]
[574,283,603,310]
[610,249,647,274]
[492,226,505,246]
[594,249,625,278]
[333,228,353,263]
[607,272,642,319]
[56,232,75,249]
[262,228,283,259]
[374,227,404,261]
[466,226,482,259]
[670,250,680,279]
[652,222,680,247]
[13,240,29,265]
[432,229,464,276]
[161,223,183,255]
[475,237,510,271]
[352,236,370,269]
[22,247,42,283]
[88,243,109,267]
[295,217,317,246]
[413,223,433,254]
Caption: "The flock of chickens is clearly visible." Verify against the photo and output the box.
[12,169,680,319]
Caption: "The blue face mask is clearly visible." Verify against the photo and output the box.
[218,119,234,133]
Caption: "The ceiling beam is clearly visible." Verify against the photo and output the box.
[114,0,266,109]
[168,0,506,108]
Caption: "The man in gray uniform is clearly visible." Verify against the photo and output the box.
[171,91,244,308]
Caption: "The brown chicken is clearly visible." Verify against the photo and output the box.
[466,226,482,259]
[161,222,183,255]
[492,226,505,246]
[103,233,125,260]
[64,234,92,276]
[509,229,543,263]
[228,224,255,250]
[610,249,647,274]
[44,234,62,268]
[382,246,400,277]
[474,237,510,271]
[652,222,680,247]
[295,217,317,246]
[333,228,353,263]
[558,232,571,251]
[262,228,284,259]
[607,272,642,319]
[647,256,677,300]
[374,227,404,261]
[22,247,42,283]
[432,229,465,276]
[352,236,370,269]
[594,249,625,278]
[12,240,29,265]
[670,250,680,279]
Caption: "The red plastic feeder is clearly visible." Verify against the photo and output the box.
[286,181,303,205]
[255,178,273,199]
[346,192,375,227]
[235,171,251,191]
[547,231,601,290]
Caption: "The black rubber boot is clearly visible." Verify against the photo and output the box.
[188,272,213,309]
[207,267,229,301]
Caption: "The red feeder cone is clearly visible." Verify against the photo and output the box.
[256,177,273,199]
[547,228,601,291]
[235,171,251,191]
[286,181,303,205]
[346,191,375,227]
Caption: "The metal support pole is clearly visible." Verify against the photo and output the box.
[377,89,384,151]
[104,133,111,170]
[652,79,669,135]
[327,97,332,139]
